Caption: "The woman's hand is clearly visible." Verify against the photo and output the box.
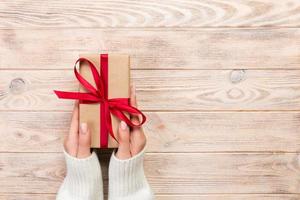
[116,84,147,159]
[64,101,91,159]
[64,84,145,160]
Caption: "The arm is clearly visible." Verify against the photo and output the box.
[109,146,153,200]
[108,85,154,200]
[56,150,103,200]
[56,103,103,200]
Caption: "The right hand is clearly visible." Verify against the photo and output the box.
[116,84,147,159]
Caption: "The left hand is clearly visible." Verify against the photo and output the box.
[64,101,92,159]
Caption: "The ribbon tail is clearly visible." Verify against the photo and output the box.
[109,103,147,127]
[54,90,101,102]
[106,112,118,143]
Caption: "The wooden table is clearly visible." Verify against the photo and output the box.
[0,1,300,199]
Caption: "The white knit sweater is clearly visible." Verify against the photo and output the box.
[56,147,153,200]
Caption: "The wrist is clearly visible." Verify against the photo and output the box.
[109,146,152,198]
[57,149,103,200]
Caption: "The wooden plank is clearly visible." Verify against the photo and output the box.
[1,194,300,200]
[146,153,300,194]
[0,195,55,200]
[0,0,300,28]
[0,70,300,111]
[1,28,300,70]
[1,111,300,153]
[156,194,300,200]
[0,153,299,194]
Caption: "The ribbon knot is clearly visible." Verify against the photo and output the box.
[54,55,146,148]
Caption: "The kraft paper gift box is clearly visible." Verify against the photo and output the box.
[54,53,146,148]
[79,54,130,148]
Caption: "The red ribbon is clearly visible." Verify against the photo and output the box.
[54,54,146,148]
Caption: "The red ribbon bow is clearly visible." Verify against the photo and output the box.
[54,54,146,148]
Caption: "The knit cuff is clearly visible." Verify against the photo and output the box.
[108,146,153,199]
[56,149,103,200]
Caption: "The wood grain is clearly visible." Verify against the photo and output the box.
[1,111,300,153]
[1,194,300,200]
[0,69,300,111]
[0,153,299,194]
[0,0,300,28]
[1,28,300,70]
[1,0,299,198]
[156,194,300,200]
[0,195,55,200]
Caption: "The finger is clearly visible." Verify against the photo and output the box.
[64,135,78,157]
[130,84,142,124]
[64,101,79,157]
[116,121,131,159]
[130,84,137,107]
[129,84,146,155]
[130,129,146,156]
[77,123,92,158]
[69,101,79,138]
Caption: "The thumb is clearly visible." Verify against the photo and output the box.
[77,123,92,158]
[116,121,131,159]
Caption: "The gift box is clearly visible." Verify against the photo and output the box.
[79,54,129,148]
[54,54,146,148]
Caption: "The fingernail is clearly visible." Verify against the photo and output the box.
[80,123,87,134]
[120,121,127,130]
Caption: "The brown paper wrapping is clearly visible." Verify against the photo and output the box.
[79,54,130,148]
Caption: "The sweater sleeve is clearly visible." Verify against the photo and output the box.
[108,146,154,200]
[56,149,103,200]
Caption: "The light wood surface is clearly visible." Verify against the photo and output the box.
[1,194,300,200]
[0,0,299,199]
[0,0,300,27]
[1,70,300,111]
[1,29,300,70]
[0,153,299,194]
[1,111,300,152]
